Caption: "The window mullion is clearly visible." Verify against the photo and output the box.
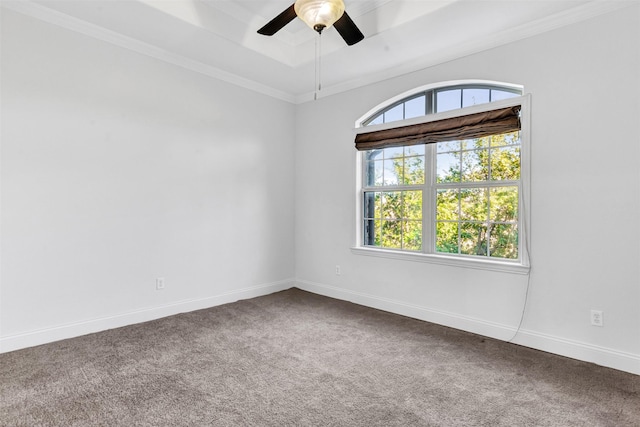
[434,180,519,189]
[426,90,434,115]
[424,144,436,255]
[362,184,423,192]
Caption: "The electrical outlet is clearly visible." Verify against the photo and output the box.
[590,309,603,327]
[335,265,341,276]
[156,277,165,290]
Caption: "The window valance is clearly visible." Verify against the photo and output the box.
[354,105,521,151]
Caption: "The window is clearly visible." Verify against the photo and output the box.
[362,84,520,126]
[354,82,530,273]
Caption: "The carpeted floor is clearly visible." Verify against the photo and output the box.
[1,288,638,426]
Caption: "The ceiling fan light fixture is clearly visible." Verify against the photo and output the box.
[294,0,345,33]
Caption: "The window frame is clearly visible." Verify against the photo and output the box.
[353,88,531,274]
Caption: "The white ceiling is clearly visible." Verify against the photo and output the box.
[3,0,628,103]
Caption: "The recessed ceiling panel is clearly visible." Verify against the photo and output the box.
[6,0,626,103]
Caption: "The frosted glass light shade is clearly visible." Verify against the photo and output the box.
[294,0,345,32]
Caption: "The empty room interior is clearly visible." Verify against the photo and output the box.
[1,0,639,425]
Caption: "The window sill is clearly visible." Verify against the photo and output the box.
[350,246,530,275]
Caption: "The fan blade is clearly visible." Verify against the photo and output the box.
[333,11,364,45]
[258,4,297,36]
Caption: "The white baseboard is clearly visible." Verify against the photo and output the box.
[0,279,294,354]
[4,278,637,375]
[511,329,640,376]
[296,279,518,339]
[296,279,640,376]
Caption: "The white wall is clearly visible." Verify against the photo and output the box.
[294,6,640,374]
[2,5,638,376]
[0,10,295,351]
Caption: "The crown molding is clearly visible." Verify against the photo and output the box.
[2,0,635,105]
[1,0,297,103]
[294,0,637,103]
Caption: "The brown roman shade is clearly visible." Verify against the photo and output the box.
[355,105,521,151]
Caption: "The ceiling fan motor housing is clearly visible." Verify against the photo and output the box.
[294,0,345,31]
[258,0,363,46]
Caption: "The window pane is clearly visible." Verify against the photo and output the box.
[384,104,403,123]
[365,150,383,161]
[403,156,425,185]
[461,149,489,181]
[404,95,426,120]
[490,224,518,259]
[405,145,425,156]
[491,89,518,102]
[437,152,460,183]
[436,189,459,220]
[463,88,490,108]
[369,219,383,246]
[490,187,518,222]
[403,221,422,251]
[463,136,489,149]
[436,222,458,254]
[460,222,487,256]
[381,192,403,219]
[363,218,377,246]
[365,159,384,186]
[403,191,422,220]
[383,146,403,159]
[489,131,519,147]
[436,89,461,112]
[364,192,374,219]
[368,115,384,125]
[490,146,520,181]
[382,220,402,249]
[383,159,400,185]
[363,192,381,219]
[460,188,488,221]
[437,141,461,153]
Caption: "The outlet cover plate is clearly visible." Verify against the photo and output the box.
[590,309,603,327]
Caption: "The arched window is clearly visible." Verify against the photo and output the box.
[360,82,522,127]
[353,81,530,273]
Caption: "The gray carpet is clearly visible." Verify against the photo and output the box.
[1,288,638,426]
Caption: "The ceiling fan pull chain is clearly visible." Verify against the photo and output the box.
[318,31,322,92]
[314,32,322,101]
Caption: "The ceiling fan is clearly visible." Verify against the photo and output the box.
[258,0,364,46]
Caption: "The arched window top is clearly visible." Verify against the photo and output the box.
[356,80,523,128]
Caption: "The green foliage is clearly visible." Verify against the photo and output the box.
[364,147,424,251]
[365,190,423,251]
[364,132,520,259]
[403,156,425,185]
[435,131,520,259]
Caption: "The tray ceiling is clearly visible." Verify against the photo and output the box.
[2,0,629,103]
